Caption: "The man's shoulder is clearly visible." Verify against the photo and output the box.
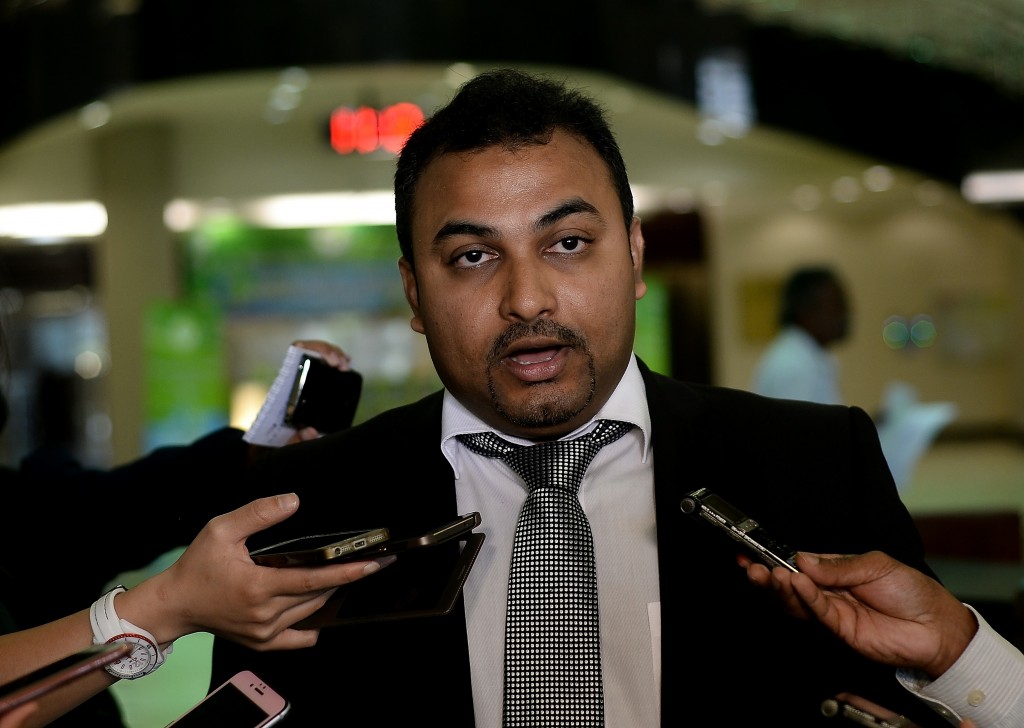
[254,390,444,469]
[350,389,444,436]
[639,363,861,428]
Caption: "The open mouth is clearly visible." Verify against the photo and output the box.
[508,346,562,366]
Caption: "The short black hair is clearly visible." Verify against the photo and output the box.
[394,68,634,264]
[779,266,841,327]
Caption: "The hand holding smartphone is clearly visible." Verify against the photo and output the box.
[244,345,362,447]
[284,355,362,434]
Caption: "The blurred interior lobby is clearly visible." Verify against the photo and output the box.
[2,1,1024,725]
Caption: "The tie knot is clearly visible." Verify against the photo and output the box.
[458,420,632,495]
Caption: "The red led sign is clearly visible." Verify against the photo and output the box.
[329,102,425,155]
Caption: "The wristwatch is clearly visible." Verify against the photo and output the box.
[89,585,168,680]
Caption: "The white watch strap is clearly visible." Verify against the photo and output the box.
[89,585,168,675]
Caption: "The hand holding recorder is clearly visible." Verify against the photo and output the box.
[740,549,978,679]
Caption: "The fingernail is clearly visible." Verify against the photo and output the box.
[799,552,818,565]
[277,493,299,511]
[363,555,397,575]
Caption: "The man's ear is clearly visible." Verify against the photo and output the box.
[398,257,426,334]
[629,216,648,301]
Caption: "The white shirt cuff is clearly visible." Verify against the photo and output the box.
[897,604,1024,727]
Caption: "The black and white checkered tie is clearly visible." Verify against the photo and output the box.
[458,420,632,728]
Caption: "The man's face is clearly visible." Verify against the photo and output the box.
[399,130,647,441]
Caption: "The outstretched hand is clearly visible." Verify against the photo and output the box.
[740,550,977,678]
[119,494,394,652]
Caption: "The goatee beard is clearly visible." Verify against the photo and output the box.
[485,320,596,429]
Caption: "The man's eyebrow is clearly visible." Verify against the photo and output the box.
[431,198,601,246]
[433,220,497,244]
[535,198,601,231]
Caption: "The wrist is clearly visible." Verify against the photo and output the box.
[929,603,978,677]
[89,585,173,680]
[113,577,180,648]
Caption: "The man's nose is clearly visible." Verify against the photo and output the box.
[499,258,557,322]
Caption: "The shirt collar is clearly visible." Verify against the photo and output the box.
[440,354,652,475]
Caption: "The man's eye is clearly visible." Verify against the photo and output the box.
[453,249,495,268]
[550,236,589,253]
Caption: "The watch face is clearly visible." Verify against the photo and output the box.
[106,636,159,679]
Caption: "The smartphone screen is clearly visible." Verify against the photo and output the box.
[166,671,288,727]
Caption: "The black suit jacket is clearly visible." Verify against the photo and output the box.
[207,361,942,727]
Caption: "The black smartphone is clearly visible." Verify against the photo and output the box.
[293,513,484,627]
[680,487,800,572]
[248,526,391,567]
[165,670,289,727]
[296,531,485,627]
[0,643,132,715]
[284,355,362,433]
[360,512,481,557]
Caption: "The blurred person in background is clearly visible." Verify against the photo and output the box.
[751,265,849,404]
[750,265,956,489]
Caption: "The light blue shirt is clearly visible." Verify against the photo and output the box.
[751,325,842,404]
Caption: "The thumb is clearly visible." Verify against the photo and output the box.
[793,552,869,588]
[221,493,301,541]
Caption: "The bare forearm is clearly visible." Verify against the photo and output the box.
[0,610,116,726]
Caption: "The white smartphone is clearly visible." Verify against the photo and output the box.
[165,670,289,727]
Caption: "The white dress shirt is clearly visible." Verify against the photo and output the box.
[442,355,660,728]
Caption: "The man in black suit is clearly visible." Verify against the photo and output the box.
[204,69,1019,727]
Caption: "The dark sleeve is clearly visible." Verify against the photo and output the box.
[6,427,252,624]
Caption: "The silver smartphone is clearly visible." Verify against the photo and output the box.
[680,487,800,572]
[165,670,289,727]
[249,526,391,567]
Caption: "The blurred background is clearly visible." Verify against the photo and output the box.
[2,1,1024,724]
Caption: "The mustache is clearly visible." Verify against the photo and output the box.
[486,319,588,365]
